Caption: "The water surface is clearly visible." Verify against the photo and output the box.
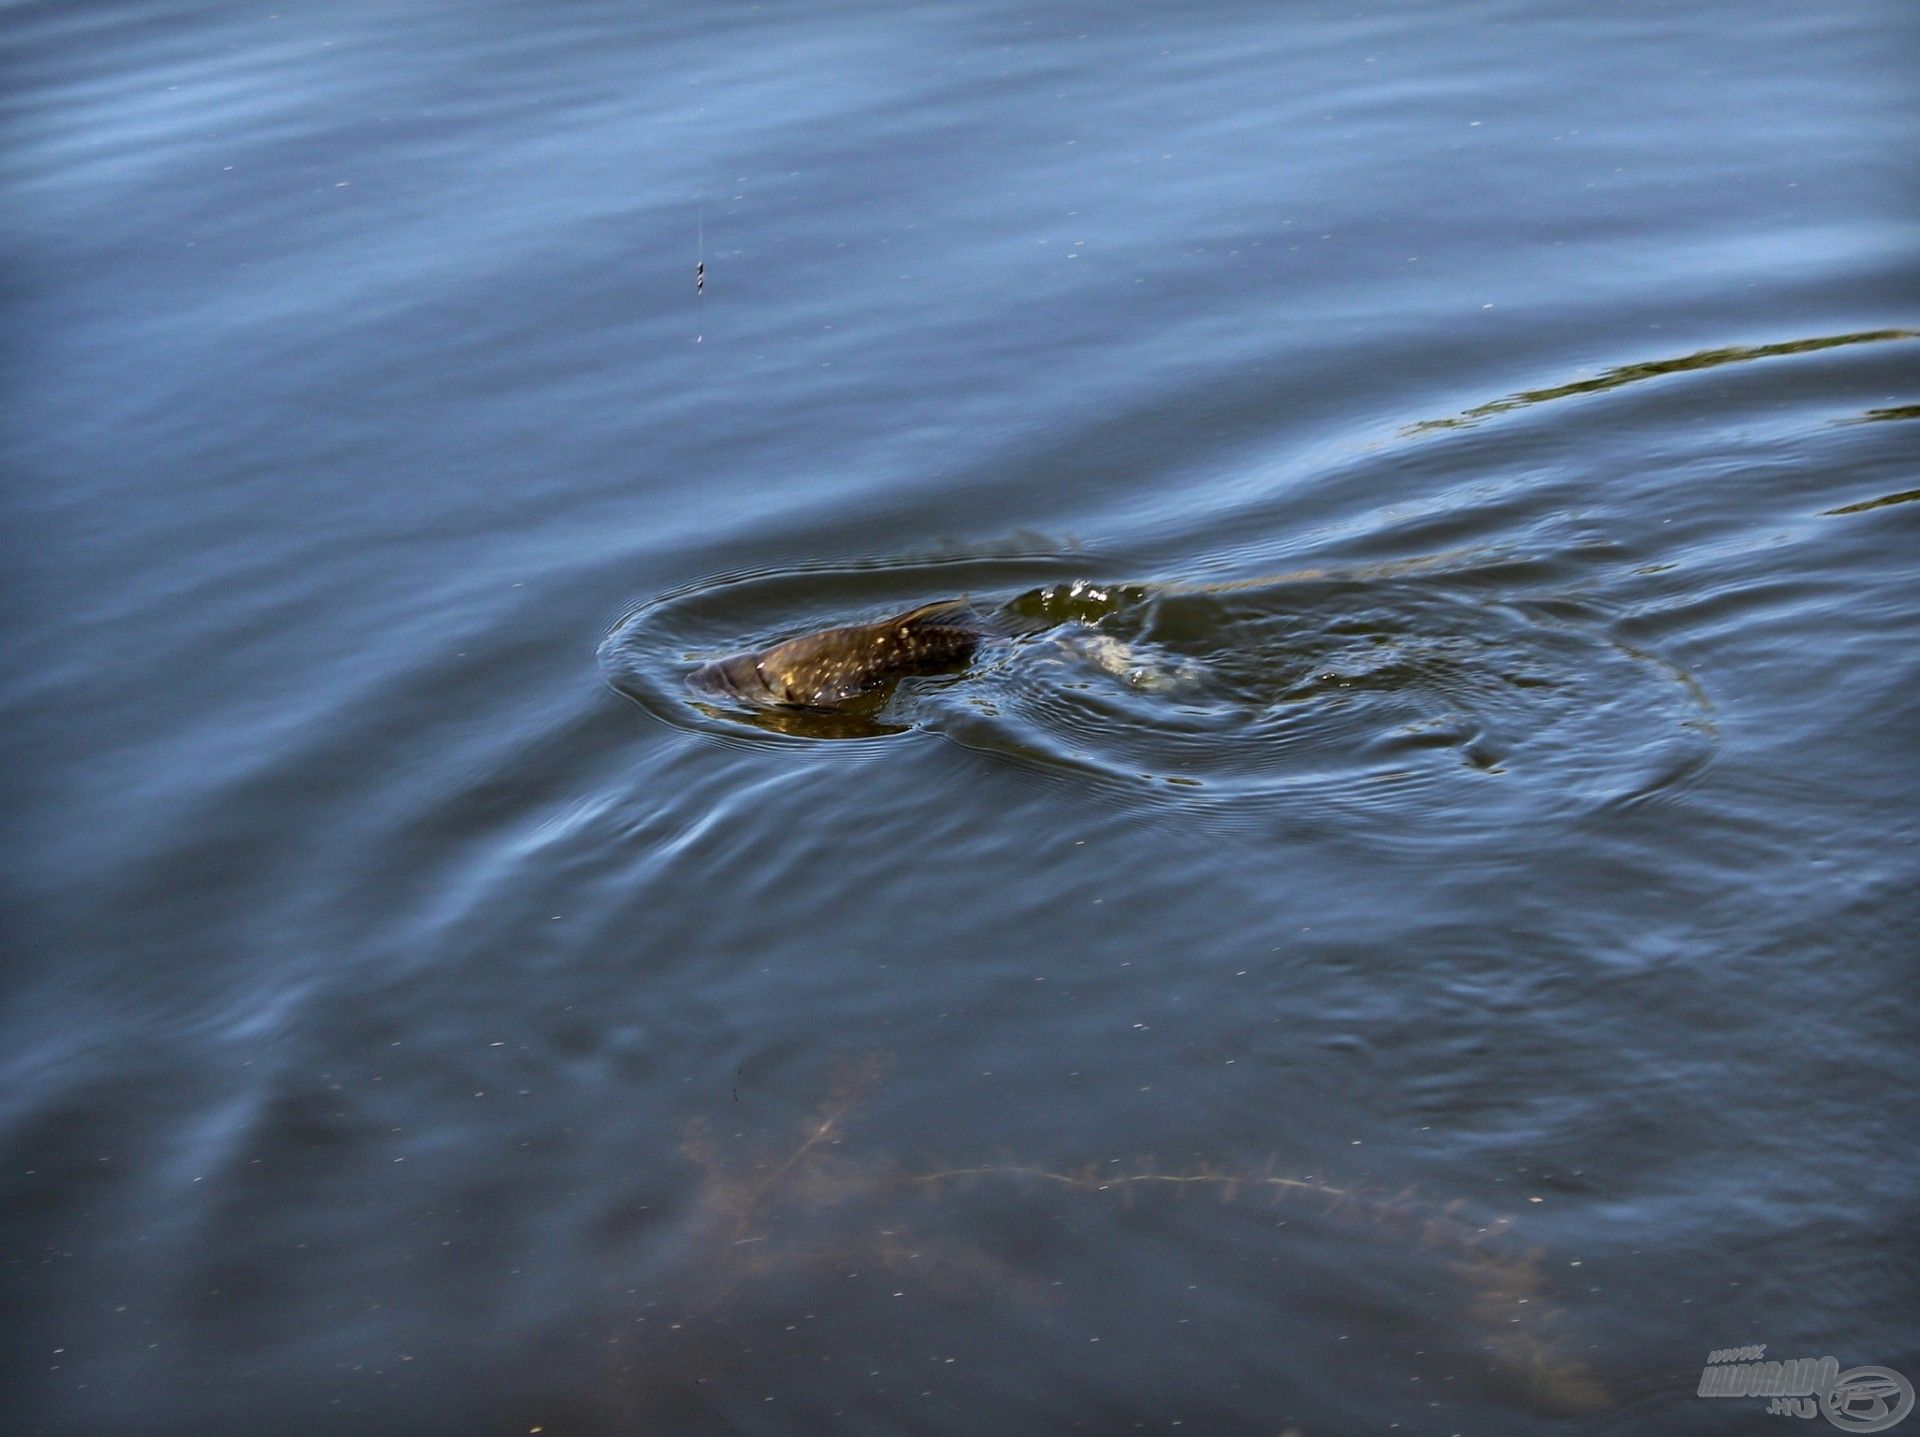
[4,1,1917,1433]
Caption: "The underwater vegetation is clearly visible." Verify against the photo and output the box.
[607,1059,1608,1423]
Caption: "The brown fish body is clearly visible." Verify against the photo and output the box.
[688,599,987,709]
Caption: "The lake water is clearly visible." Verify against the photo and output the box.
[4,1,1917,1433]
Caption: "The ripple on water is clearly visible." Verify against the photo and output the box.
[601,560,1717,828]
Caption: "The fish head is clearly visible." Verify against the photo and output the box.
[687,650,783,706]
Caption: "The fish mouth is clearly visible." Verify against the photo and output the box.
[688,652,795,708]
[688,655,761,703]
[685,665,729,700]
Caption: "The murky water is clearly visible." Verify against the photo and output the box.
[4,1,1916,1433]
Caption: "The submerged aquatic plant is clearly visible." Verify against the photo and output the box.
[895,1157,1605,1412]
[636,1057,1606,1416]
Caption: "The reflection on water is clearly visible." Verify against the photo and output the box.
[1404,329,1919,435]
[686,691,915,741]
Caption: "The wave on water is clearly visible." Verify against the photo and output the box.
[600,551,1716,827]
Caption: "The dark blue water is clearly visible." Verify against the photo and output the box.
[4,2,1917,1433]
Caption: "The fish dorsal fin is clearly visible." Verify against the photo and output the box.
[885,597,978,630]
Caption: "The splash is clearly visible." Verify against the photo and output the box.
[603,554,1715,825]
[932,570,1715,823]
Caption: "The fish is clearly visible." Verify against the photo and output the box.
[687,598,991,710]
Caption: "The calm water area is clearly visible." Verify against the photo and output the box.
[3,1,1917,1432]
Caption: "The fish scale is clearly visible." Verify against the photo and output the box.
[687,600,988,709]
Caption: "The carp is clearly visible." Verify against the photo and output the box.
[687,599,990,709]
